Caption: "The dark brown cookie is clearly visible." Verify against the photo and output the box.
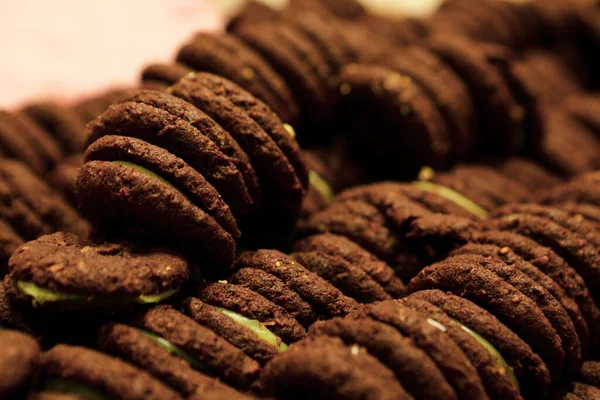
[349,300,489,400]
[135,305,261,388]
[22,102,87,154]
[196,281,306,345]
[8,232,189,312]
[554,202,600,225]
[493,157,562,192]
[408,256,565,380]
[0,110,48,174]
[73,88,132,123]
[0,159,89,240]
[0,218,23,276]
[409,289,551,399]
[229,267,317,327]
[38,344,181,399]
[401,297,522,400]
[0,330,40,398]
[261,335,412,400]
[233,249,358,319]
[45,154,82,206]
[309,316,458,400]
[140,63,193,90]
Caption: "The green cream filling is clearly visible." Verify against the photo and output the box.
[459,323,520,391]
[137,329,210,373]
[17,281,178,307]
[214,306,288,352]
[283,123,296,138]
[426,317,519,391]
[113,161,177,190]
[44,378,110,400]
[414,181,488,218]
[309,170,334,204]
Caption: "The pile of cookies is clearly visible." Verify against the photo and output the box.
[2,0,600,399]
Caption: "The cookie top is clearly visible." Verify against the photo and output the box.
[38,344,181,400]
[8,232,189,311]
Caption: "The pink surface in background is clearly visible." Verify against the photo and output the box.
[0,0,223,109]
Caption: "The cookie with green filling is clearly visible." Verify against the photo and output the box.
[133,304,261,389]
[261,335,412,400]
[309,316,458,400]
[178,33,299,125]
[348,300,489,400]
[0,159,90,241]
[37,344,181,400]
[98,322,249,397]
[553,202,600,225]
[7,232,188,313]
[408,289,551,399]
[22,102,87,154]
[169,73,307,238]
[493,157,562,192]
[233,249,358,323]
[196,281,306,345]
[140,63,193,91]
[401,296,522,400]
[0,330,40,398]
[72,88,131,123]
[424,34,522,154]
[540,177,600,208]
[335,64,451,179]
[408,255,565,380]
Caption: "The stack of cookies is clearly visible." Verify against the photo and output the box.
[2,0,600,399]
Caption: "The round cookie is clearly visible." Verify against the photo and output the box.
[37,344,181,400]
[424,34,522,154]
[7,232,189,312]
[580,361,600,388]
[0,218,24,276]
[73,88,131,123]
[0,159,89,240]
[22,102,87,154]
[226,1,282,33]
[0,330,40,398]
[196,281,306,345]
[336,64,451,178]
[409,289,551,399]
[233,249,358,320]
[553,202,600,225]
[349,300,489,400]
[0,110,48,174]
[309,316,458,400]
[401,297,522,400]
[261,335,412,400]
[133,304,261,389]
[540,178,600,208]
[408,256,565,380]
[493,157,562,192]
[140,63,192,90]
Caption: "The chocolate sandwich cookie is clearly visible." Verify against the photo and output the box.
[580,361,600,387]
[293,233,406,299]
[132,304,261,388]
[287,0,367,20]
[451,241,590,357]
[0,277,34,333]
[140,63,193,91]
[46,154,82,206]
[336,64,451,178]
[401,297,522,400]
[309,317,459,400]
[0,218,23,276]
[466,230,600,352]
[349,300,489,400]
[487,213,600,303]
[540,176,600,208]
[553,202,600,226]
[409,289,551,399]
[261,335,412,400]
[424,34,522,154]
[0,330,40,398]
[301,198,424,280]
[37,344,181,400]
[539,111,600,176]
[7,232,188,312]
[22,102,87,154]
[196,281,306,345]
[408,255,566,380]
[378,46,476,161]
[233,250,358,323]
[170,73,307,234]
[0,159,89,241]
[226,1,282,33]
[493,157,562,192]
[0,110,49,174]
[73,88,131,123]
[178,33,299,125]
